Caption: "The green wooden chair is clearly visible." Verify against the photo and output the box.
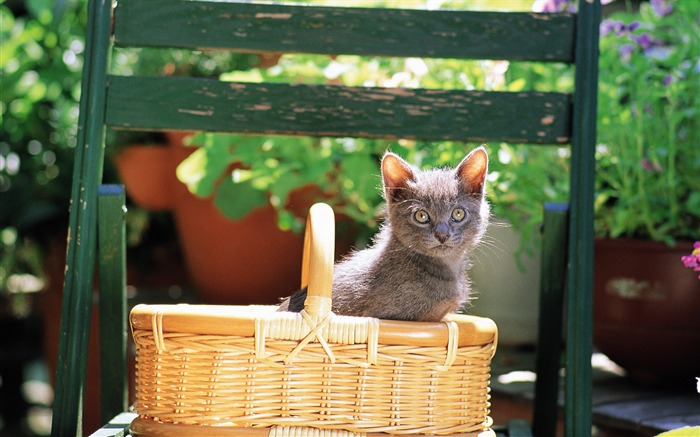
[51,0,600,436]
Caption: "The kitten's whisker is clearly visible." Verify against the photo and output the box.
[472,236,509,272]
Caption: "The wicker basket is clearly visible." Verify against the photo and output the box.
[129,203,498,436]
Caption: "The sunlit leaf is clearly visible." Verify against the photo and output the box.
[213,178,268,220]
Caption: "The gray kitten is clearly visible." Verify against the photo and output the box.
[279,146,489,322]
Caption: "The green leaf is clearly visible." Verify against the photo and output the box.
[213,177,268,221]
[276,209,303,233]
[220,69,264,83]
[176,140,236,197]
[269,172,302,210]
[687,192,700,216]
[26,0,53,24]
[176,149,215,196]
[506,78,526,92]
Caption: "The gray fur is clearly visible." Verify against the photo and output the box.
[279,147,489,322]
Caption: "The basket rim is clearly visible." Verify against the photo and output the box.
[130,304,497,348]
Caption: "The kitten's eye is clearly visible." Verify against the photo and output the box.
[451,208,466,222]
[414,210,430,224]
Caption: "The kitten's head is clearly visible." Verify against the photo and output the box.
[381,147,490,259]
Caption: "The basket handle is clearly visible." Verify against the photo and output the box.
[300,203,335,318]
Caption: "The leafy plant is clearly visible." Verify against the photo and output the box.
[1,1,85,230]
[0,0,87,298]
[178,132,385,236]
[595,0,700,243]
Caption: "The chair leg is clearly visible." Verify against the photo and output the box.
[97,185,129,423]
[565,0,601,434]
[50,0,113,434]
[532,204,568,437]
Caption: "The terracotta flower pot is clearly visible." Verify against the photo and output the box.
[113,137,318,305]
[112,144,178,211]
[593,238,700,384]
[171,188,308,305]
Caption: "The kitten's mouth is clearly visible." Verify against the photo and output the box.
[429,243,456,255]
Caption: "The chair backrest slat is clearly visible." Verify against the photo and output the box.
[113,0,575,62]
[105,75,571,143]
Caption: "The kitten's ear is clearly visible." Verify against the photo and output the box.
[381,152,416,201]
[456,146,488,195]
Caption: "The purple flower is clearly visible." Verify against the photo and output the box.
[600,19,617,37]
[663,74,673,86]
[681,241,700,279]
[603,20,640,38]
[651,0,673,17]
[632,33,659,52]
[682,255,697,268]
[532,0,570,13]
[619,43,635,62]
[627,21,641,32]
[614,21,628,36]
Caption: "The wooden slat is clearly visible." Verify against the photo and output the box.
[113,0,575,62]
[105,75,571,144]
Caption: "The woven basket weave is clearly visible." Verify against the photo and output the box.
[129,203,498,436]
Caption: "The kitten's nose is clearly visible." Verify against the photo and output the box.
[434,222,449,244]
